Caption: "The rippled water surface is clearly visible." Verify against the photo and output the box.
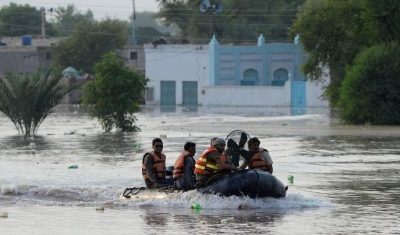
[1,105,400,234]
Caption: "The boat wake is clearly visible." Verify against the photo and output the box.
[1,183,331,210]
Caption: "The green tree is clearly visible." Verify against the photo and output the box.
[0,3,41,36]
[128,11,173,45]
[0,70,71,136]
[52,19,128,73]
[81,52,147,132]
[51,4,94,36]
[135,27,167,45]
[291,0,400,107]
[338,43,400,125]
[156,0,305,43]
[363,0,400,43]
[290,0,371,106]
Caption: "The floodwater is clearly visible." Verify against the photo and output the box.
[1,105,400,235]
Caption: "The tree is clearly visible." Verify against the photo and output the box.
[363,0,400,43]
[290,0,371,106]
[0,3,41,36]
[52,19,128,73]
[291,0,400,107]
[134,27,167,45]
[81,52,147,132]
[338,43,400,124]
[156,0,305,43]
[128,11,173,45]
[0,70,71,136]
[51,4,94,36]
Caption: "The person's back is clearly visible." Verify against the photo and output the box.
[173,142,197,190]
[142,138,173,188]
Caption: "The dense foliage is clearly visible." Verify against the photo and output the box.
[0,70,70,136]
[52,19,128,73]
[81,52,147,132]
[338,43,400,125]
[290,0,371,106]
[156,0,305,43]
[0,3,43,36]
[291,0,400,108]
[51,4,94,36]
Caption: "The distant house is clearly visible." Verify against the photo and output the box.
[0,47,53,76]
[60,67,92,104]
[145,35,329,112]
[117,45,145,75]
[0,36,146,104]
[0,36,146,76]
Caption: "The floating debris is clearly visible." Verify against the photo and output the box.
[288,175,294,184]
[221,217,235,224]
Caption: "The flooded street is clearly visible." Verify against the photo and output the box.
[1,105,400,234]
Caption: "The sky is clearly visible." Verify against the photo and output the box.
[0,0,159,20]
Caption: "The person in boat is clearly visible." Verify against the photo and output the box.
[210,137,217,146]
[195,137,239,187]
[240,137,273,174]
[173,141,197,190]
[142,138,173,188]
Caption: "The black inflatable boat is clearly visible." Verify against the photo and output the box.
[122,170,287,199]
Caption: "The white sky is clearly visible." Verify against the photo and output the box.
[0,0,159,20]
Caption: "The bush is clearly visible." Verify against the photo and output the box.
[0,70,70,136]
[338,43,400,124]
[81,52,147,132]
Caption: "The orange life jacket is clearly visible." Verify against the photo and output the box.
[142,151,166,181]
[194,147,219,175]
[248,148,269,171]
[173,151,194,179]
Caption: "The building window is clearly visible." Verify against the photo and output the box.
[130,51,138,60]
[146,87,154,101]
[241,69,258,86]
[272,68,289,86]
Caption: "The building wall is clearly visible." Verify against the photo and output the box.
[0,37,146,76]
[145,44,209,105]
[0,47,52,76]
[1,36,65,47]
[210,36,306,86]
[145,36,329,108]
[202,85,291,106]
[118,46,146,74]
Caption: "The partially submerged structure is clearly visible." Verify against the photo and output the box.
[145,35,329,113]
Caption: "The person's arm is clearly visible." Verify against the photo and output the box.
[184,157,197,187]
[211,152,238,171]
[144,155,159,183]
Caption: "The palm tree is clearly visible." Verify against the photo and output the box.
[0,70,71,136]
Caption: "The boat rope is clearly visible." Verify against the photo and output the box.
[122,187,146,198]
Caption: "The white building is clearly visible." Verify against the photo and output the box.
[145,35,329,113]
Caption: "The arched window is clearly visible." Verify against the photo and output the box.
[241,69,258,86]
[272,68,289,86]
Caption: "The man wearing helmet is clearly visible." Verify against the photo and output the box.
[194,137,239,187]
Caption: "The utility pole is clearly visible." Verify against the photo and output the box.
[41,7,46,39]
[131,0,137,46]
